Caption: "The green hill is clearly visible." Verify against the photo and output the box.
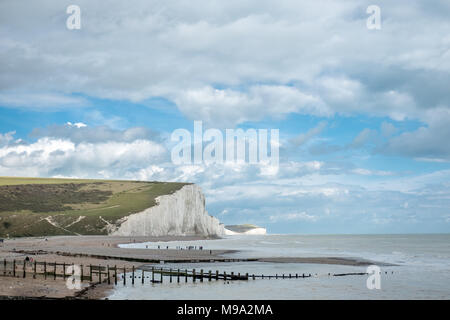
[0,177,189,237]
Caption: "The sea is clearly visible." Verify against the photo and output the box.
[108,234,450,300]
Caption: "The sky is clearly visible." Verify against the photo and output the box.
[0,0,449,234]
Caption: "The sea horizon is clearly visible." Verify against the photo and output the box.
[111,233,450,300]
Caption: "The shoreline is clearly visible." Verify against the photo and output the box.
[0,235,392,299]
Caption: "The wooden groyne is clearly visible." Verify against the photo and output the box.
[0,258,381,286]
[0,259,252,284]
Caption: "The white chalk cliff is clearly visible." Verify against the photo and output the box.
[110,184,225,237]
[224,224,267,235]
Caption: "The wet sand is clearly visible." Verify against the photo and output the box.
[0,235,233,262]
[0,235,387,299]
[0,235,233,299]
[258,257,395,266]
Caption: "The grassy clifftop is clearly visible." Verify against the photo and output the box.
[0,177,189,237]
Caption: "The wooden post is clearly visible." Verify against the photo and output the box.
[223,271,227,281]
[23,260,26,278]
[63,263,66,279]
[114,266,117,285]
[33,260,37,279]
[98,265,101,283]
[208,270,212,281]
[53,262,56,280]
[192,269,196,283]
[238,272,240,280]
[107,265,110,285]
[170,268,172,283]
[216,270,219,281]
[177,269,180,283]
[252,274,255,280]
[302,273,305,278]
[160,267,163,283]
[123,267,126,285]
[231,271,234,279]
[3,259,6,276]
[142,269,144,284]
[289,273,291,279]
[89,265,92,282]
[296,273,298,279]
[245,273,248,280]
[44,262,47,280]
[185,269,188,283]
[152,267,154,283]
[13,260,16,277]
[282,274,285,279]
[276,274,278,279]
[132,266,135,285]
[200,269,203,282]
[262,274,264,279]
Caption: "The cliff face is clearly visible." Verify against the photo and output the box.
[110,184,225,237]
[224,227,267,235]
[225,224,267,235]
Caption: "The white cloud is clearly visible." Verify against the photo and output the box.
[67,122,87,128]
[30,123,159,144]
[0,131,15,146]
[380,122,398,137]
[351,128,378,148]
[382,108,450,159]
[0,0,448,124]
[0,133,167,178]
[270,212,318,222]
[0,92,89,109]
[174,85,328,126]
[291,121,327,147]
[351,168,394,176]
